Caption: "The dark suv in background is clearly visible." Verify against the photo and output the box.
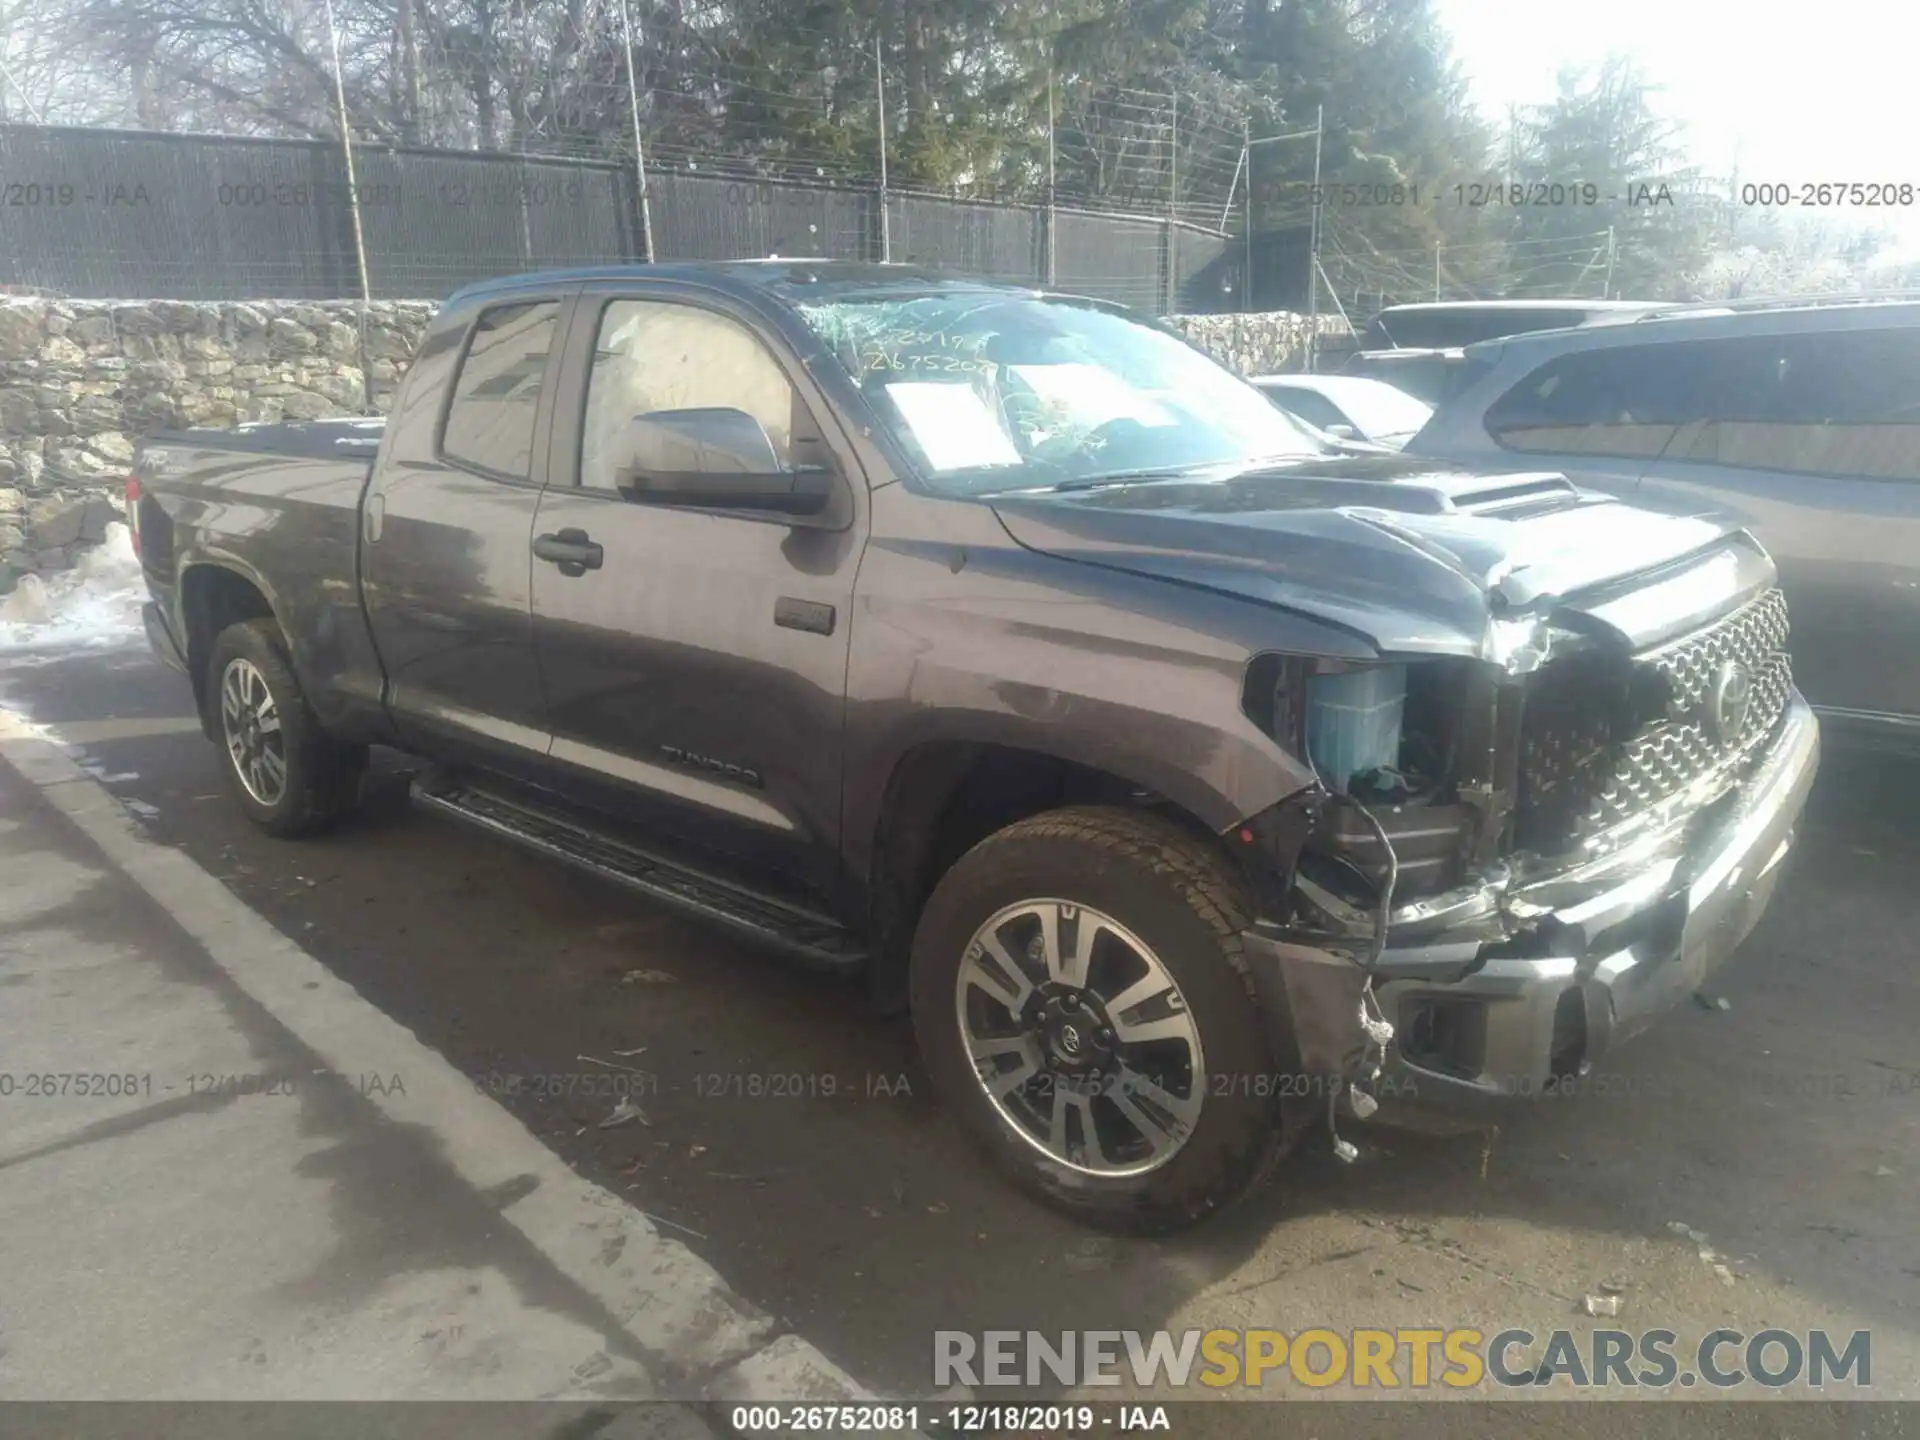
[1337,346,1476,406]
[1407,296,1920,750]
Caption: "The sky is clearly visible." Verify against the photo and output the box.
[1433,0,1920,259]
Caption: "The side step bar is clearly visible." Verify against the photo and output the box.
[411,770,868,976]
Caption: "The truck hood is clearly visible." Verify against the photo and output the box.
[989,456,1774,659]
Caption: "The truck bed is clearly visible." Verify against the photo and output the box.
[135,416,390,734]
[148,416,386,464]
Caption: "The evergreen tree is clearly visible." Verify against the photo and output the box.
[1503,56,1714,299]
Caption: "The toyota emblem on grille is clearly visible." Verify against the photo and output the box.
[1708,660,1754,743]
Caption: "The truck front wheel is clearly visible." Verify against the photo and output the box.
[909,806,1288,1232]
[208,619,366,838]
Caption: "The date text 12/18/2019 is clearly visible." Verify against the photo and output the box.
[729,1405,1172,1433]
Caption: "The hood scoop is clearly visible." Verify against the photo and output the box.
[1219,465,1583,520]
[1448,474,1581,517]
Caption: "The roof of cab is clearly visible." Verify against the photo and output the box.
[443,260,1040,309]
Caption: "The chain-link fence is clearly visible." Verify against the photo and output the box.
[0,1,1258,311]
[0,126,639,298]
[4,5,1733,334]
[0,122,1234,310]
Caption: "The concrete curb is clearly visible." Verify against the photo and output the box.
[0,708,882,1412]
[706,1334,879,1403]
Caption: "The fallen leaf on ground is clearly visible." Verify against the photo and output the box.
[599,1097,647,1129]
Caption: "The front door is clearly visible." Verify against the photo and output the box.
[528,288,865,904]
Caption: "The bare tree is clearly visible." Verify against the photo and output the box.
[2,0,128,121]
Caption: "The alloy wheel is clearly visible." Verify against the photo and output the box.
[220,656,288,807]
[955,899,1206,1178]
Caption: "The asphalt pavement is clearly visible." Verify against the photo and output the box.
[1,640,1914,1430]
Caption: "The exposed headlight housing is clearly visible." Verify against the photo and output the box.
[1243,653,1488,900]
[1305,663,1406,795]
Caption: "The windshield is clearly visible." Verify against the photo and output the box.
[1333,383,1433,439]
[794,293,1327,493]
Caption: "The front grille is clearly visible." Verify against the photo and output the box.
[1517,588,1792,852]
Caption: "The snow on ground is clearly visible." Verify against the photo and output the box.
[0,523,147,654]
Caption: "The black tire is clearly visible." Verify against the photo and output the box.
[206,618,366,838]
[909,805,1288,1233]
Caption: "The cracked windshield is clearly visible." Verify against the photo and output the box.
[798,296,1323,490]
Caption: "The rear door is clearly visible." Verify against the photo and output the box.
[361,291,572,776]
[527,283,866,904]
[1630,323,1920,725]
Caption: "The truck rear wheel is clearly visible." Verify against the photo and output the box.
[208,619,366,838]
[909,806,1287,1232]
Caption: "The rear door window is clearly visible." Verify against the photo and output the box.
[441,301,562,480]
[1485,343,1699,458]
[1674,327,1920,481]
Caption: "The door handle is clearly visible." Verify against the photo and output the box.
[533,528,604,577]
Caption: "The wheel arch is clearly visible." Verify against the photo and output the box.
[863,737,1247,1010]
[178,560,280,739]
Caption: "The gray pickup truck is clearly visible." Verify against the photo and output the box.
[130,262,1819,1232]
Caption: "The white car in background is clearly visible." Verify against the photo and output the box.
[1250,374,1435,450]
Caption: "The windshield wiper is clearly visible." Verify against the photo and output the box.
[1043,467,1211,492]
[1236,450,1328,470]
[977,467,1202,498]
[984,454,1324,498]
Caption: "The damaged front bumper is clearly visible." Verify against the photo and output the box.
[1240,693,1820,1124]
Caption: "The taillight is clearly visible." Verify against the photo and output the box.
[125,473,142,558]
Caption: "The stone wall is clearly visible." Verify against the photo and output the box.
[1167,310,1350,376]
[0,298,436,594]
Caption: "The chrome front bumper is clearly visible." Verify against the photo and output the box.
[1242,694,1820,1120]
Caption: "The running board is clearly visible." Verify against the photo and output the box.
[410,770,867,976]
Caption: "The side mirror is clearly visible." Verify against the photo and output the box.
[614,407,834,516]
[1323,422,1358,440]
